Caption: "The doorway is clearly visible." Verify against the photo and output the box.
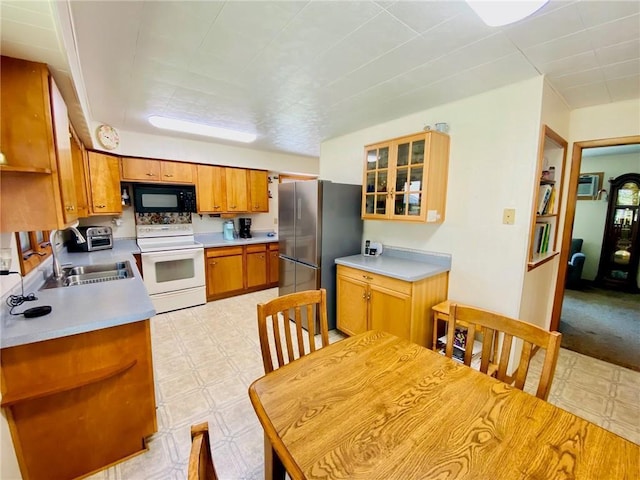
[552,136,640,370]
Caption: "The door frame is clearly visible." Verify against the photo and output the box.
[550,134,640,331]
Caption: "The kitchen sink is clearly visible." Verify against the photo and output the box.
[41,261,134,289]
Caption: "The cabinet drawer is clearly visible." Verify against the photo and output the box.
[206,246,243,258]
[246,243,267,254]
[268,242,279,251]
[337,265,411,295]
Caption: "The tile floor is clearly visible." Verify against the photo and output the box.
[88,288,639,480]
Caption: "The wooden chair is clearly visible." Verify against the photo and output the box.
[188,422,218,480]
[445,303,562,400]
[257,288,330,374]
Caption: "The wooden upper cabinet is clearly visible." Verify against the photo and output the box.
[70,132,90,218]
[160,161,194,183]
[50,79,78,224]
[362,131,450,223]
[121,157,195,184]
[225,168,249,212]
[87,151,122,215]
[249,170,269,212]
[121,157,161,182]
[196,164,227,213]
[0,55,78,232]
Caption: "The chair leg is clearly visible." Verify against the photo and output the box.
[264,434,285,480]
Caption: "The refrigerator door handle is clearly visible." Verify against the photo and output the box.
[298,197,302,220]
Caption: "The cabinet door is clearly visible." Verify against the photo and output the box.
[225,168,249,212]
[268,245,279,286]
[390,134,426,221]
[369,284,412,340]
[87,151,123,214]
[336,274,368,336]
[196,165,227,213]
[160,161,194,184]
[70,134,90,218]
[50,78,78,224]
[207,254,244,297]
[249,170,269,212]
[246,246,268,288]
[362,142,392,219]
[121,157,160,182]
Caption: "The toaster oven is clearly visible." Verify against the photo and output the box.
[67,226,114,252]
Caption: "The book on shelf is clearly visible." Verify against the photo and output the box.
[437,330,482,360]
[545,187,556,214]
[533,223,545,253]
[537,184,553,215]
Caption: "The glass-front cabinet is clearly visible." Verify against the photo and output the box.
[596,173,640,292]
[362,131,450,223]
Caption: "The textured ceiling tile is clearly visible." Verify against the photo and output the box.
[504,3,585,49]
[537,51,599,76]
[420,11,494,53]
[562,82,611,108]
[0,2,53,29]
[0,19,59,48]
[607,74,640,102]
[602,59,640,80]
[523,30,592,66]
[588,14,640,49]
[596,40,640,66]
[576,0,640,28]
[386,0,467,33]
[548,68,606,90]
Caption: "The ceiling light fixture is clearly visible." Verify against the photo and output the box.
[148,115,257,143]
[466,0,549,27]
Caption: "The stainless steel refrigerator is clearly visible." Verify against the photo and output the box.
[278,180,363,331]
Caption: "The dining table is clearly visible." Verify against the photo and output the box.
[248,330,639,480]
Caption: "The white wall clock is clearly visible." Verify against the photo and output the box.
[96,124,120,150]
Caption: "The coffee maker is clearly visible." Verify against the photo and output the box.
[239,218,252,238]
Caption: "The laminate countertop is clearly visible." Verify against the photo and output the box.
[0,243,155,349]
[335,247,451,282]
[195,231,278,248]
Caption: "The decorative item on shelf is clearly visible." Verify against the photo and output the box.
[423,124,431,131]
[435,123,449,133]
[0,151,7,165]
[268,190,272,199]
[121,187,130,206]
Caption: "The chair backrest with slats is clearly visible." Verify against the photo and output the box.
[445,303,562,400]
[257,289,330,374]
[188,422,218,480]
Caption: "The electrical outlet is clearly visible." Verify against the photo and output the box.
[503,208,515,225]
[273,217,278,225]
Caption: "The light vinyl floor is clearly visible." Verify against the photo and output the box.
[88,288,639,480]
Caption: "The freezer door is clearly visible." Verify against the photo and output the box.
[278,182,296,260]
[278,256,296,297]
[294,180,320,267]
[295,262,320,331]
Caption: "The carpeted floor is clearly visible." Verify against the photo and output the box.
[560,285,640,371]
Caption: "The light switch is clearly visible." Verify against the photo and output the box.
[503,208,515,225]
[273,217,278,225]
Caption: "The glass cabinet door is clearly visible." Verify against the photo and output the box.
[391,136,426,220]
[364,144,390,217]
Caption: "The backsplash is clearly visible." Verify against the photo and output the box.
[135,213,192,225]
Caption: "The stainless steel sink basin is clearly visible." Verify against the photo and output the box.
[41,261,134,289]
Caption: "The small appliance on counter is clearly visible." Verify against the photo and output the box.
[67,226,113,252]
[364,240,383,256]
[239,218,252,238]
[223,220,236,241]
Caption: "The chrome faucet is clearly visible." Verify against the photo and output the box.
[51,227,86,279]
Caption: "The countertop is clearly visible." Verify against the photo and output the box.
[195,231,278,248]
[0,246,155,349]
[335,247,451,282]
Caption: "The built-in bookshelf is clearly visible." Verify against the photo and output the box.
[528,125,568,270]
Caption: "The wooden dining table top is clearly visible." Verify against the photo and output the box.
[248,330,639,480]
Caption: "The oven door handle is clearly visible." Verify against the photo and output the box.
[141,248,203,260]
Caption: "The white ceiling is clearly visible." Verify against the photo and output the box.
[1,0,639,158]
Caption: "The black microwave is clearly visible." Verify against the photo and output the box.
[133,184,197,213]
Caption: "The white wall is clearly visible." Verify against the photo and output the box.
[519,81,570,328]
[321,77,545,317]
[574,152,640,280]
[569,99,640,143]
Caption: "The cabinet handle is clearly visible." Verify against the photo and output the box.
[362,275,373,280]
[164,174,173,177]
[214,206,220,209]
[146,172,154,176]
[96,204,106,208]
[254,204,259,208]
[230,205,236,209]
[66,205,75,211]
[367,293,371,300]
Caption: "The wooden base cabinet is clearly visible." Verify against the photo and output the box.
[0,320,157,480]
[336,265,448,347]
[206,243,278,300]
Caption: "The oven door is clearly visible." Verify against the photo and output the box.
[141,247,205,295]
